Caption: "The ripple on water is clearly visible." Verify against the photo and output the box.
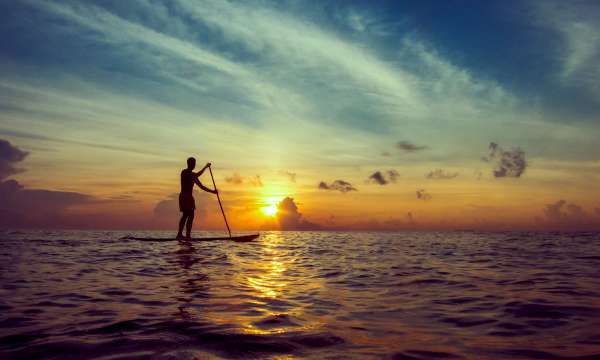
[1,230,600,359]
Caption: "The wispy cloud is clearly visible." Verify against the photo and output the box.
[534,1,600,100]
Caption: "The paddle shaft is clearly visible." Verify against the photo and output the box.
[208,165,232,238]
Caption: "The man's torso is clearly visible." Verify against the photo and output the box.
[180,169,195,194]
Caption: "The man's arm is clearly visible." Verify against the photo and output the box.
[194,178,218,194]
[194,162,211,178]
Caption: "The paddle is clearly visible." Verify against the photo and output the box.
[207,164,232,239]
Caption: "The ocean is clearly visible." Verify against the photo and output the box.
[1,230,599,359]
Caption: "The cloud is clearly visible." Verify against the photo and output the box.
[416,189,432,201]
[248,175,263,187]
[396,141,428,153]
[0,139,92,227]
[318,180,357,193]
[328,211,418,231]
[483,142,527,178]
[544,199,567,221]
[426,168,458,180]
[279,170,296,183]
[0,128,164,157]
[540,199,600,230]
[368,171,386,185]
[0,139,29,180]
[534,1,600,101]
[0,139,141,229]
[367,169,399,185]
[225,173,244,185]
[3,0,533,175]
[0,179,93,228]
[276,197,320,230]
[387,170,400,182]
[224,173,262,187]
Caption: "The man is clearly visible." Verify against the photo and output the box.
[176,157,218,240]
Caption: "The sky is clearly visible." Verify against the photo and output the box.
[1,0,600,231]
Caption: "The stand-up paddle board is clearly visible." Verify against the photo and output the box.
[121,234,259,242]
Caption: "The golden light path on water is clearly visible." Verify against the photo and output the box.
[195,232,324,337]
[241,233,313,335]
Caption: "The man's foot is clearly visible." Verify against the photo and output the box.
[176,233,185,240]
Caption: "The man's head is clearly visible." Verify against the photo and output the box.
[187,157,196,169]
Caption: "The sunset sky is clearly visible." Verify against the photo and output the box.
[1,0,600,231]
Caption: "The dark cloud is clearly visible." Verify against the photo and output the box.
[368,170,399,185]
[318,180,357,193]
[540,199,600,230]
[276,197,321,230]
[0,139,94,227]
[483,142,527,178]
[279,170,296,183]
[0,139,141,228]
[426,168,458,180]
[0,179,93,227]
[0,139,29,180]
[416,189,432,201]
[396,141,428,153]
[369,171,387,185]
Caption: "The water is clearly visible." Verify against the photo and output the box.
[1,230,600,359]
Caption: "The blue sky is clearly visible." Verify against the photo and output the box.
[1,0,600,230]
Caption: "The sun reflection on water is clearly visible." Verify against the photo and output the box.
[246,242,288,299]
[240,233,310,335]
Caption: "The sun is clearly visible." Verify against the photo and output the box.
[261,204,278,217]
[260,196,281,217]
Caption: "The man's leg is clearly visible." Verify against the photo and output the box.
[177,213,187,238]
[185,211,195,239]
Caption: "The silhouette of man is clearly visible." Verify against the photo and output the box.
[176,157,218,240]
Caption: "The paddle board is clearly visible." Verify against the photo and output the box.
[122,234,259,242]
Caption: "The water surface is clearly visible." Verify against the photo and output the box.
[1,230,600,359]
